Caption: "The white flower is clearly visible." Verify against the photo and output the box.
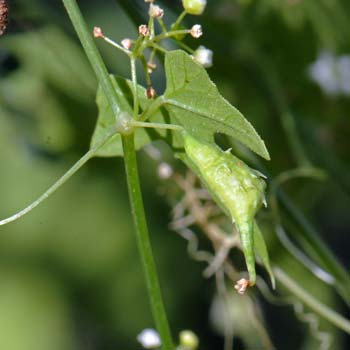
[193,46,213,68]
[190,24,203,38]
[308,51,350,96]
[139,24,149,37]
[137,329,161,349]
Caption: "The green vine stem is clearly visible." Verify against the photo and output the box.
[61,1,173,348]
[122,134,173,349]
[274,267,350,334]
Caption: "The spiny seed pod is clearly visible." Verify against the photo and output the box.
[182,132,266,286]
[0,0,9,36]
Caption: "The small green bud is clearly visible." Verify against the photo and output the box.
[179,330,199,350]
[182,0,207,15]
[182,132,267,286]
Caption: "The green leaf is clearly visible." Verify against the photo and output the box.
[163,50,270,160]
[90,76,165,157]
[254,222,275,289]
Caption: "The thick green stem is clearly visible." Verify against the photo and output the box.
[274,267,350,334]
[62,0,121,116]
[122,134,173,350]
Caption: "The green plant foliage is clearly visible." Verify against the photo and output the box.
[164,50,270,160]
[90,76,165,157]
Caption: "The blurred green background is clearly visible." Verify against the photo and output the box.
[0,0,349,349]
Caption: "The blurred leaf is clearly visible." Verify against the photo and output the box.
[0,269,76,350]
[1,26,95,102]
[0,71,74,152]
[164,50,270,160]
[91,76,166,157]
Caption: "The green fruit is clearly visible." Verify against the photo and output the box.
[179,330,199,349]
[182,0,207,15]
[182,132,267,285]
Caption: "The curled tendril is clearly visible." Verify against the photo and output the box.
[268,167,335,286]
[256,277,332,350]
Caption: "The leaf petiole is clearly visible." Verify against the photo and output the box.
[0,127,119,227]
[130,120,183,132]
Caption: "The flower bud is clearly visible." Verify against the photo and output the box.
[234,278,250,295]
[147,61,157,73]
[121,38,132,50]
[179,330,199,350]
[139,24,149,37]
[93,26,104,38]
[146,86,156,99]
[149,4,164,18]
[193,46,213,68]
[182,0,207,15]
